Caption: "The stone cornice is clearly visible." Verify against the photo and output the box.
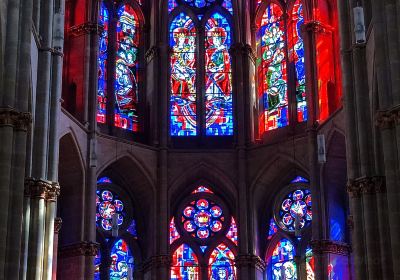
[58,241,99,258]
[347,176,386,198]
[375,105,400,129]
[69,22,103,37]
[235,254,266,271]
[54,217,62,234]
[139,255,171,273]
[310,240,351,256]
[0,108,32,131]
[24,178,61,201]
[145,46,158,63]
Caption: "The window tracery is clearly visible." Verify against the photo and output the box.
[170,185,237,279]
[169,0,234,137]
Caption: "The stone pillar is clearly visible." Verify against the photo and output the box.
[52,218,62,280]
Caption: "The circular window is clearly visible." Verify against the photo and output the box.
[182,0,217,8]
[276,188,312,231]
[96,189,125,231]
[180,197,225,240]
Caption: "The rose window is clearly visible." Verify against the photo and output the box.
[96,189,125,231]
[278,189,312,231]
[181,198,224,239]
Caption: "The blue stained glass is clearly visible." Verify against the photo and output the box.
[97,176,112,184]
[170,13,197,136]
[110,239,134,279]
[96,189,126,231]
[183,0,217,8]
[268,218,278,240]
[97,3,108,124]
[171,244,199,280]
[209,243,236,279]
[205,13,233,136]
[94,249,101,280]
[127,220,138,238]
[269,239,297,280]
[169,0,178,12]
[200,246,208,253]
[222,0,233,14]
[291,176,309,183]
[115,5,139,131]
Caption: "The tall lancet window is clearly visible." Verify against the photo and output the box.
[256,0,307,134]
[169,0,234,137]
[97,1,142,132]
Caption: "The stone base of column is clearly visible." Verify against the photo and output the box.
[235,254,266,280]
[57,241,99,280]
[139,255,170,280]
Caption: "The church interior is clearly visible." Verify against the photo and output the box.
[0,0,399,279]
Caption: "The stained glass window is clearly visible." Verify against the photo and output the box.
[97,3,109,124]
[290,176,309,183]
[170,13,197,136]
[205,13,233,136]
[306,246,315,280]
[183,0,217,8]
[268,217,278,240]
[278,189,312,231]
[289,1,307,122]
[171,244,199,280]
[170,217,181,244]
[126,220,138,238]
[258,3,288,131]
[169,0,178,13]
[98,176,112,184]
[269,239,297,280]
[96,189,125,231]
[222,0,233,15]
[257,1,307,133]
[94,250,101,280]
[226,217,238,245]
[115,5,139,131]
[208,243,236,280]
[110,239,134,279]
[192,185,214,194]
[181,198,224,239]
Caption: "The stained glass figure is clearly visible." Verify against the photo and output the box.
[183,0,217,8]
[96,189,125,231]
[290,176,309,183]
[192,185,214,194]
[97,176,112,184]
[109,239,134,279]
[114,5,139,131]
[222,0,233,15]
[170,13,197,136]
[208,243,236,280]
[169,0,178,12]
[127,220,138,238]
[306,246,315,280]
[181,198,224,239]
[269,239,297,280]
[171,244,199,280]
[226,217,238,245]
[288,1,307,122]
[278,188,312,231]
[205,13,233,136]
[268,217,278,240]
[97,3,109,124]
[170,217,181,244]
[94,249,101,280]
[258,3,288,131]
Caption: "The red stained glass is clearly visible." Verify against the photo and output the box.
[171,244,199,280]
[226,217,238,245]
[208,243,236,279]
[97,3,108,124]
[170,218,181,244]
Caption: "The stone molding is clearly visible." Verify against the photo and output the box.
[347,176,386,198]
[310,240,351,256]
[69,22,103,37]
[375,105,400,129]
[145,46,158,63]
[58,241,99,258]
[243,44,256,64]
[54,217,62,234]
[24,178,61,201]
[140,255,171,273]
[0,108,32,131]
[302,20,333,34]
[235,254,266,271]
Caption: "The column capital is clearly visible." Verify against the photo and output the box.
[54,217,63,234]
[24,178,61,201]
[347,176,386,198]
[235,254,266,271]
[0,107,32,131]
[302,21,333,34]
[242,44,256,64]
[58,241,100,258]
[140,255,171,273]
[69,22,103,37]
[375,105,400,129]
[310,240,351,256]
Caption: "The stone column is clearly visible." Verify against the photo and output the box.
[52,218,62,280]
[235,255,265,280]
